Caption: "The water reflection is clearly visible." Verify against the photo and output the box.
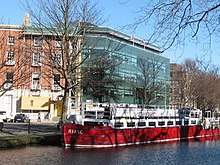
[0,140,220,165]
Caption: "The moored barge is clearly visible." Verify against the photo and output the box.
[62,103,219,148]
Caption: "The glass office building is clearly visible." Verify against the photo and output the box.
[83,26,170,106]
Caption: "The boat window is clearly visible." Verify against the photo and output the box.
[184,120,189,125]
[115,122,124,127]
[158,121,165,126]
[127,122,135,127]
[167,121,174,125]
[149,122,156,126]
[191,120,196,124]
[176,121,181,125]
[138,122,146,127]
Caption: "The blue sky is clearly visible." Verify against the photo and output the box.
[1,0,220,65]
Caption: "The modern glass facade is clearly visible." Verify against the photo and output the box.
[83,26,170,106]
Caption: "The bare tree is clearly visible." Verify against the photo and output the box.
[24,0,103,121]
[195,64,220,111]
[129,0,220,50]
[135,56,167,106]
[172,58,220,110]
[82,54,123,103]
[172,59,207,108]
[181,59,201,107]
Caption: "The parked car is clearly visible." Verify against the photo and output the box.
[0,118,3,131]
[14,114,29,122]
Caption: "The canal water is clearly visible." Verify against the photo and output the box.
[1,140,220,165]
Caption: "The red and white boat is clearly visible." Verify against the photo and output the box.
[62,103,220,148]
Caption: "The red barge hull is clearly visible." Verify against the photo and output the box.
[62,124,219,148]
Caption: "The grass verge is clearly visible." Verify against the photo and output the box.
[0,133,61,149]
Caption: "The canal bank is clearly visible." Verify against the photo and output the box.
[0,121,62,149]
[0,132,61,148]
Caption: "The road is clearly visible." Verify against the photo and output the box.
[0,122,60,135]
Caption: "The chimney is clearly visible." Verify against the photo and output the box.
[23,13,31,26]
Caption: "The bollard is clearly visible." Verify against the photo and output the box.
[27,119,31,134]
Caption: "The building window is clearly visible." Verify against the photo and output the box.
[7,36,15,45]
[32,73,41,90]
[55,39,62,48]
[6,51,15,65]
[53,74,61,90]
[33,36,42,47]
[4,72,13,89]
[54,53,61,66]
[32,52,41,66]
[5,72,13,83]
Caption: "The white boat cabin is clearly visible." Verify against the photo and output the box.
[69,103,219,129]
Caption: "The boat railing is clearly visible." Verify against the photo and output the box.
[111,116,207,129]
[81,105,179,123]
[111,106,179,120]
[204,117,220,129]
[82,105,112,120]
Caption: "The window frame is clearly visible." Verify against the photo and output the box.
[7,36,15,45]
[32,72,41,90]
[6,51,15,65]
[32,52,42,66]
[5,72,13,83]
[33,36,42,47]
[55,39,62,48]
[54,53,62,66]
[53,74,61,90]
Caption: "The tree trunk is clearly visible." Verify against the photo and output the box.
[62,88,70,122]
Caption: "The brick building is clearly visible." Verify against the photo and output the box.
[0,15,170,121]
[0,23,65,121]
[170,63,197,108]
